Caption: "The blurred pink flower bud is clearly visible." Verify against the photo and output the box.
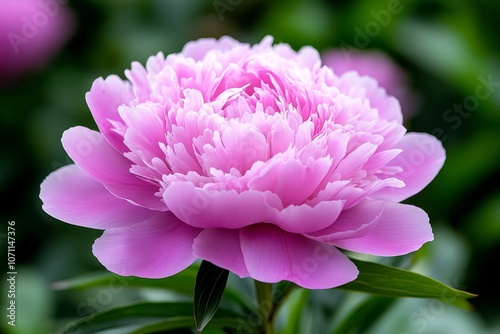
[0,0,75,81]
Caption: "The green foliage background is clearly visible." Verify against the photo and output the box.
[1,0,499,333]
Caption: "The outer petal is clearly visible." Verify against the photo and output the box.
[240,224,359,289]
[373,133,446,202]
[62,126,166,211]
[306,199,385,242]
[40,165,154,229]
[193,229,250,277]
[93,213,201,278]
[85,75,133,153]
[331,202,433,256]
[163,182,279,229]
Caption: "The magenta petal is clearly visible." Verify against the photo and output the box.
[373,133,446,202]
[85,75,133,153]
[306,199,385,242]
[93,213,201,278]
[40,165,154,229]
[182,36,242,61]
[193,229,250,277]
[240,224,359,289]
[163,182,279,229]
[62,126,166,211]
[331,202,433,256]
[276,200,344,234]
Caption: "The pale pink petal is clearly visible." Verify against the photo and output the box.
[306,199,385,242]
[276,200,344,234]
[120,103,167,165]
[62,126,166,211]
[199,124,269,174]
[85,75,133,153]
[331,202,433,256]
[247,157,331,207]
[93,213,201,278]
[335,142,378,178]
[240,224,359,289]
[193,229,250,277]
[337,72,403,124]
[372,133,446,202]
[182,36,243,61]
[163,182,279,229]
[40,165,154,229]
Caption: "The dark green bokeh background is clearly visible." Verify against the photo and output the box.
[1,0,499,333]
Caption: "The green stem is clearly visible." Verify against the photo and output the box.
[255,280,274,334]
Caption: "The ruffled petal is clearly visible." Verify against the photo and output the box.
[93,213,201,278]
[246,157,331,207]
[306,199,384,242]
[182,35,244,61]
[373,133,445,202]
[62,126,166,211]
[240,224,359,289]
[193,228,250,277]
[40,165,154,229]
[331,202,433,256]
[85,75,133,153]
[276,200,344,234]
[163,182,279,229]
[337,71,403,124]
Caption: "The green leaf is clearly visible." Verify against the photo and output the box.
[339,259,477,302]
[52,265,253,313]
[52,265,199,295]
[131,316,256,334]
[58,301,243,334]
[193,261,230,333]
[331,296,395,334]
[281,288,310,334]
[59,301,192,333]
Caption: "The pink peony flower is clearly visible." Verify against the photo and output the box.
[322,49,419,119]
[40,36,445,289]
[0,0,74,80]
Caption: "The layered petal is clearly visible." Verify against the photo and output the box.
[193,228,250,277]
[275,200,344,234]
[306,199,385,242]
[40,165,154,229]
[62,126,166,211]
[246,157,332,207]
[240,224,359,289]
[93,213,201,278]
[373,133,446,202]
[85,75,134,153]
[163,182,279,229]
[331,202,433,256]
